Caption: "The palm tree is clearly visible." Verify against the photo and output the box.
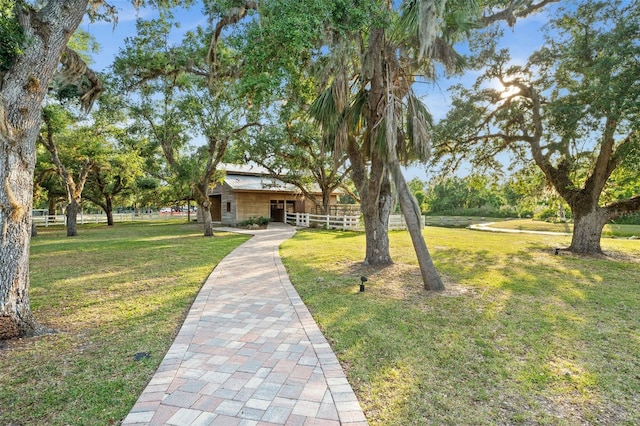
[311,0,556,291]
[310,1,475,290]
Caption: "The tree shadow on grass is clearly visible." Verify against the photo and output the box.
[285,236,640,425]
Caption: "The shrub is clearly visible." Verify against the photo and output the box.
[611,213,640,225]
[237,216,271,228]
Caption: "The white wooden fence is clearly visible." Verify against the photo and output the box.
[32,212,189,227]
[285,212,425,231]
[285,212,361,230]
[388,214,425,230]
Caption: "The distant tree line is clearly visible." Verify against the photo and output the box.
[410,167,639,225]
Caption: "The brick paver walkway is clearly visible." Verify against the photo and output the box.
[122,222,367,425]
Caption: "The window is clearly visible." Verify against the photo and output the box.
[226,202,231,213]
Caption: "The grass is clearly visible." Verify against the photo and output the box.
[280,227,640,425]
[485,218,640,238]
[423,216,509,228]
[0,221,249,425]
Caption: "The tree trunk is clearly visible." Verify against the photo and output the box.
[105,196,114,226]
[355,28,395,266]
[200,200,214,237]
[568,208,609,254]
[321,186,331,215]
[390,161,444,290]
[0,0,88,339]
[348,150,393,265]
[0,135,42,339]
[362,209,392,265]
[65,198,80,237]
[361,173,393,266]
[48,197,57,216]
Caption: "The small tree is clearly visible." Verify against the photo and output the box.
[38,104,94,236]
[115,11,259,236]
[82,84,146,225]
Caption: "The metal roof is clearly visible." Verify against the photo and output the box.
[217,163,341,195]
[224,174,307,193]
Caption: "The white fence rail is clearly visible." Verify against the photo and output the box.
[285,212,424,231]
[388,214,425,230]
[32,212,191,227]
[285,212,360,230]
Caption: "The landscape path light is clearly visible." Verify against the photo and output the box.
[360,276,367,292]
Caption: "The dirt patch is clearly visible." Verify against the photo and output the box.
[0,315,19,341]
[339,261,474,304]
[545,246,640,263]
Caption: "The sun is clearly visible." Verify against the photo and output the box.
[492,77,522,99]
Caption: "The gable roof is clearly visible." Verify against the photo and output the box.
[218,163,341,195]
[224,174,304,193]
[219,163,275,176]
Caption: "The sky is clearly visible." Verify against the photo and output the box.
[79,1,560,182]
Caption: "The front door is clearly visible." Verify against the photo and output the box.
[210,195,221,222]
[270,200,284,222]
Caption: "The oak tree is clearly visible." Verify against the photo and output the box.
[436,0,640,254]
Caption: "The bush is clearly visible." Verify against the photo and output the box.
[237,216,271,228]
[426,206,517,218]
[533,203,571,222]
[611,213,640,225]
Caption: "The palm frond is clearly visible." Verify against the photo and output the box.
[396,0,478,73]
[385,95,399,159]
[308,86,339,132]
[405,91,433,163]
[334,121,349,161]
[348,88,369,131]
[332,71,348,113]
[431,38,467,74]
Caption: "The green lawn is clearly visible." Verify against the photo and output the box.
[280,228,640,425]
[2,222,638,425]
[485,218,640,238]
[0,221,249,425]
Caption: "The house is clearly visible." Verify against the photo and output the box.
[208,164,341,225]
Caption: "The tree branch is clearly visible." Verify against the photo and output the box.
[231,121,262,136]
[604,195,640,221]
[58,46,104,112]
[583,116,619,201]
[208,1,259,79]
[482,0,560,28]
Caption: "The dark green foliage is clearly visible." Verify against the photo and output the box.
[237,216,271,227]
[611,212,640,225]
[0,1,27,72]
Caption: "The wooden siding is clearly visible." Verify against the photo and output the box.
[210,195,221,222]
[209,179,339,225]
[236,192,273,221]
